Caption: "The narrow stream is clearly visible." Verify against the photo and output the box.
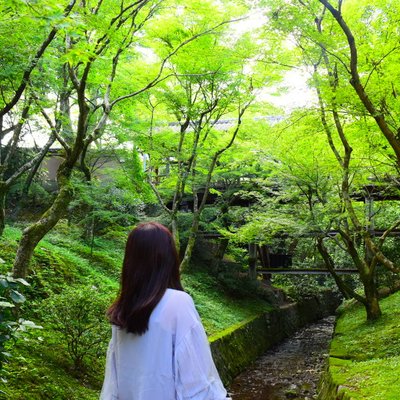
[228,316,335,400]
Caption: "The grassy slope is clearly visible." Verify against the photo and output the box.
[0,225,270,400]
[329,291,400,399]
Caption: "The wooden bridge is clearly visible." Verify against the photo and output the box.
[259,268,359,276]
[199,233,363,277]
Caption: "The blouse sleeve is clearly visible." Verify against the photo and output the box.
[174,320,229,400]
[100,338,118,400]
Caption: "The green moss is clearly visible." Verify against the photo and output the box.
[329,357,353,367]
[330,357,400,400]
[209,315,259,342]
[0,226,21,273]
[331,292,400,361]
[324,291,400,399]
[210,313,272,384]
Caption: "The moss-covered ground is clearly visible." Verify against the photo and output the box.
[0,224,270,399]
[328,291,400,399]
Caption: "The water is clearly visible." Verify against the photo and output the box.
[228,316,335,400]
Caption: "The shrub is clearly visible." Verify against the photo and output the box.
[0,274,40,379]
[39,285,111,373]
[271,274,339,301]
[217,262,262,298]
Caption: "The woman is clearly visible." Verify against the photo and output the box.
[100,222,230,400]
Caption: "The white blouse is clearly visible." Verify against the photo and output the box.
[100,289,229,400]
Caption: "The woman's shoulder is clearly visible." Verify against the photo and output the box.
[152,289,199,333]
[166,288,193,303]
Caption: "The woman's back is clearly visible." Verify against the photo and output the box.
[101,289,228,400]
[100,223,228,400]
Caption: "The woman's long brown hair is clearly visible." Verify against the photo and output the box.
[108,222,183,335]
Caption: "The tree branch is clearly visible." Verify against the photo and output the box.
[147,176,172,215]
[2,98,32,170]
[35,97,70,153]
[317,237,366,304]
[319,0,400,165]
[5,133,56,186]
[110,17,246,107]
[0,0,77,118]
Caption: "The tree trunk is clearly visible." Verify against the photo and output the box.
[0,182,6,237]
[363,273,382,321]
[365,295,381,321]
[12,137,56,219]
[180,214,200,272]
[22,151,49,198]
[211,237,229,271]
[319,0,400,165]
[12,177,73,278]
[170,216,180,256]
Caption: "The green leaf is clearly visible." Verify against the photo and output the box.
[10,290,26,304]
[14,278,30,287]
[0,301,14,308]
[18,320,43,330]
[209,188,222,196]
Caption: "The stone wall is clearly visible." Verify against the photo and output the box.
[209,290,341,385]
[318,367,353,400]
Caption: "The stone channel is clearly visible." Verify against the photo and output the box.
[228,316,335,400]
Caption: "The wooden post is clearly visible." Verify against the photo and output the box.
[365,196,375,265]
[248,243,257,280]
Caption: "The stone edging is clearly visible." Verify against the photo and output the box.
[318,366,353,400]
[209,290,341,385]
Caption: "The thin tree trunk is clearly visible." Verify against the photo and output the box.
[317,237,358,300]
[211,237,229,271]
[312,39,383,320]
[0,182,6,237]
[180,105,250,273]
[12,135,57,219]
[179,214,200,272]
[171,216,180,256]
[22,135,56,198]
